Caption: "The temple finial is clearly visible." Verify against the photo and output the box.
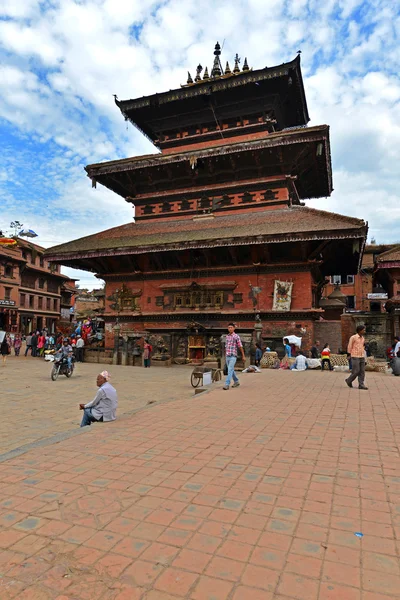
[224,61,231,75]
[187,72,193,84]
[211,41,222,78]
[233,53,240,73]
[203,66,209,80]
[194,64,203,82]
[242,57,249,71]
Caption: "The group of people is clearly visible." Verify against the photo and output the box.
[24,331,56,357]
[223,324,375,391]
[0,330,86,364]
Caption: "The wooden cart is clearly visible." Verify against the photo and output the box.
[190,366,222,388]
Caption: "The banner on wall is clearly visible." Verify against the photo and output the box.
[272,280,293,311]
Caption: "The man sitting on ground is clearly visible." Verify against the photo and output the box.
[290,351,308,371]
[79,371,118,427]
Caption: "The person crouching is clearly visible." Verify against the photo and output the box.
[79,371,117,427]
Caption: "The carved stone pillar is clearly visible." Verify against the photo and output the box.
[121,335,129,366]
[112,322,121,365]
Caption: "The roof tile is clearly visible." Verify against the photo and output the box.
[46,206,366,258]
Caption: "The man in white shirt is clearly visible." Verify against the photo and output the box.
[75,335,85,362]
[79,371,117,427]
[394,336,400,358]
[290,352,308,371]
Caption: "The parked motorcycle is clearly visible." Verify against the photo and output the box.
[51,353,74,381]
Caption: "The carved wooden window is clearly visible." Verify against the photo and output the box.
[199,197,211,209]
[215,292,223,307]
[122,298,136,310]
[4,265,13,278]
[264,189,278,200]
[240,192,254,204]
[174,291,224,309]
[180,199,192,211]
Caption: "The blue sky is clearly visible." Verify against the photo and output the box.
[0,0,399,288]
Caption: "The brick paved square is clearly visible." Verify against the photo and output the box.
[1,366,400,598]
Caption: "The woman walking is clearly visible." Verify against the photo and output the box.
[1,335,10,365]
[255,343,263,367]
[143,340,152,368]
[13,334,22,357]
[37,332,46,357]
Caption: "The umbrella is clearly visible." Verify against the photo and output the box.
[19,229,38,238]
[0,238,17,246]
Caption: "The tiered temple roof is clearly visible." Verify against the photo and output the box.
[46,45,367,283]
[114,45,309,150]
[46,206,366,267]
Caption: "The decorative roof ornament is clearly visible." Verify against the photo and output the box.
[233,53,241,73]
[182,44,252,86]
[211,41,223,78]
[194,64,203,82]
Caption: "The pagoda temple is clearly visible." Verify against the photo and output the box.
[46,44,367,364]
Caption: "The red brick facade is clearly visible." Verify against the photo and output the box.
[0,239,67,334]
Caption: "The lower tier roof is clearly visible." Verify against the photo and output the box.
[46,206,366,264]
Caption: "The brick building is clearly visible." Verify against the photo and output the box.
[0,238,68,334]
[46,46,367,363]
[323,244,394,312]
[319,244,400,356]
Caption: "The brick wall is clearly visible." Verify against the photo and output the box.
[105,270,314,316]
[341,313,392,358]
[314,321,342,353]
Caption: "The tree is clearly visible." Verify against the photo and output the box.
[10,221,23,237]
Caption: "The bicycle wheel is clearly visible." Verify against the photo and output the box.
[191,373,201,388]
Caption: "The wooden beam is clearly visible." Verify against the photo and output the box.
[228,247,238,266]
[308,240,330,261]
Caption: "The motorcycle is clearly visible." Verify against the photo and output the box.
[51,353,75,381]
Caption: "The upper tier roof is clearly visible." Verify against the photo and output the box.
[115,53,309,149]
[86,125,332,201]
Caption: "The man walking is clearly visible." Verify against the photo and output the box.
[345,324,368,390]
[223,323,246,390]
[24,333,33,356]
[31,332,38,357]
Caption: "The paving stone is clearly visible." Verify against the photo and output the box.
[0,365,399,599]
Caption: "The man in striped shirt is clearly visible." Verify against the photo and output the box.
[223,323,246,390]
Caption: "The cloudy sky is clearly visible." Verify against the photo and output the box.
[1,0,399,288]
